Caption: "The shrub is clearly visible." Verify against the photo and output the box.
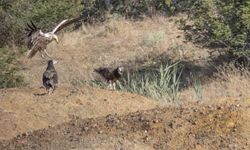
[179,0,250,58]
[80,0,175,21]
[0,48,24,88]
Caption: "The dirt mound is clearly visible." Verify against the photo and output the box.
[0,87,158,140]
[0,98,249,150]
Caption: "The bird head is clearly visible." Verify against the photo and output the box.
[48,59,58,64]
[47,60,58,69]
[52,60,58,65]
[117,66,124,75]
[48,60,54,66]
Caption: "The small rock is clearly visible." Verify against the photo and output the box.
[82,127,89,131]
[16,134,21,139]
[153,119,159,123]
[217,106,223,110]
[98,130,103,134]
[200,111,205,115]
[233,128,237,132]
[143,136,149,142]
[22,133,27,137]
[164,128,167,134]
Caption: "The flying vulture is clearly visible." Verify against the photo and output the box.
[43,60,58,95]
[25,17,81,59]
[94,66,124,90]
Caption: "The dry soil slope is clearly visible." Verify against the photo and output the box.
[0,98,249,150]
[0,87,159,140]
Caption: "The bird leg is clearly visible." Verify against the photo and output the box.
[48,88,54,95]
[43,49,52,59]
[112,82,116,90]
[108,81,113,90]
[40,51,45,59]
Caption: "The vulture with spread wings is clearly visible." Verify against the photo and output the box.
[25,17,81,59]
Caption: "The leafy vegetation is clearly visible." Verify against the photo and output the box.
[179,0,250,58]
[80,0,175,22]
[193,79,203,102]
[0,48,24,88]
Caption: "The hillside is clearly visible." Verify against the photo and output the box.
[0,87,158,140]
[0,12,250,150]
[0,96,249,149]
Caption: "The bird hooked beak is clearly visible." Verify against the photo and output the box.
[118,66,124,74]
[53,60,58,65]
[52,35,59,43]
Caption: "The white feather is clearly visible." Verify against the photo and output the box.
[39,30,45,36]
[44,33,52,38]
[51,19,68,33]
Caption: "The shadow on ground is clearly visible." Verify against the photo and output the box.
[120,51,234,90]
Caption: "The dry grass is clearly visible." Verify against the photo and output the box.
[18,15,250,104]
[179,65,250,103]
[19,15,209,88]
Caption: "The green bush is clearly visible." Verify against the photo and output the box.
[0,48,24,88]
[179,0,250,57]
[80,0,175,21]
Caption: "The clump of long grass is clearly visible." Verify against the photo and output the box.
[91,62,183,102]
[193,79,203,102]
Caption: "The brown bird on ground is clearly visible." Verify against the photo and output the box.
[42,60,58,94]
[94,66,124,90]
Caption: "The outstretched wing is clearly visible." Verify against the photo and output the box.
[25,21,41,49]
[51,16,82,34]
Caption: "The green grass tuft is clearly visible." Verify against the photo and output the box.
[91,62,183,102]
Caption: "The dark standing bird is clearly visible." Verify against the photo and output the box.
[94,66,124,90]
[25,17,81,59]
[43,60,58,95]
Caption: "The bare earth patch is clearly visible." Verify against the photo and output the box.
[0,95,249,150]
[0,87,158,140]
